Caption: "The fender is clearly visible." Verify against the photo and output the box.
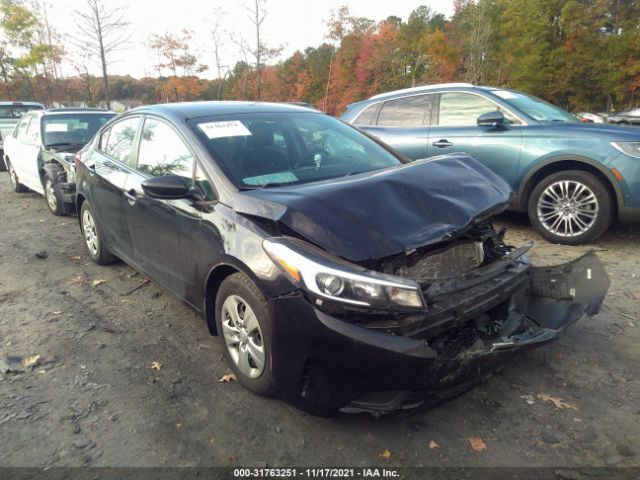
[202,255,266,334]
[514,155,624,213]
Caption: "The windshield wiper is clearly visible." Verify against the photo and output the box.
[46,142,83,148]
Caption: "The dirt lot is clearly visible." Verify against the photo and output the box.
[0,171,639,472]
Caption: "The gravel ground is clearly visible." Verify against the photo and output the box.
[0,172,639,471]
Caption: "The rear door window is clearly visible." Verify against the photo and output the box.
[13,115,32,139]
[104,117,141,166]
[377,95,433,126]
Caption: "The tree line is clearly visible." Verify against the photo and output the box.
[0,0,638,115]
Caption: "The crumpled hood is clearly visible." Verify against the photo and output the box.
[230,155,513,262]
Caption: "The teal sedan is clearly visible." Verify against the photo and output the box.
[341,84,640,244]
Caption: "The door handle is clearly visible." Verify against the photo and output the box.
[432,139,453,148]
[124,189,137,205]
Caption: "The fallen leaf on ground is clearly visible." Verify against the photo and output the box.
[71,255,82,261]
[70,276,84,285]
[218,373,237,383]
[379,449,392,460]
[469,437,487,452]
[149,361,162,371]
[537,393,579,410]
[52,310,63,315]
[93,279,107,287]
[21,355,41,367]
[428,440,439,449]
[634,292,640,300]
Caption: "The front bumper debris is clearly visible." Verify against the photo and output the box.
[268,251,610,416]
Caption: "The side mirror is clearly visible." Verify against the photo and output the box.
[477,111,506,127]
[141,174,190,199]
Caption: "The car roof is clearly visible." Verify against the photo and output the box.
[46,108,115,113]
[368,83,475,100]
[29,109,117,117]
[0,101,44,107]
[129,101,322,120]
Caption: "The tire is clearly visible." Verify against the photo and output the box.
[6,159,28,193]
[43,172,66,216]
[0,152,6,172]
[215,272,274,397]
[79,201,116,265]
[528,170,613,245]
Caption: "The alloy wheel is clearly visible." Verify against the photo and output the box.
[536,180,598,237]
[220,294,265,379]
[45,179,57,211]
[82,208,99,256]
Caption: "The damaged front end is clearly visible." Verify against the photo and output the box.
[264,220,610,415]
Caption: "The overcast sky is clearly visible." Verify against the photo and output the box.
[48,0,454,79]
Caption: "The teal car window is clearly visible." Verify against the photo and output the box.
[377,95,433,126]
[438,92,512,126]
[491,90,578,123]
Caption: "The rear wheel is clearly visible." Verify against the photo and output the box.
[528,170,613,245]
[44,172,66,216]
[215,272,274,397]
[6,159,28,193]
[79,201,116,265]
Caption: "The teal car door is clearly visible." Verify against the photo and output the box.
[427,91,524,189]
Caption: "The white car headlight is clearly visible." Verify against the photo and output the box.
[263,237,425,310]
[611,141,640,158]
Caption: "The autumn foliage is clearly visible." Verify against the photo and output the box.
[1,1,639,115]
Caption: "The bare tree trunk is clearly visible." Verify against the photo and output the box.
[255,0,261,99]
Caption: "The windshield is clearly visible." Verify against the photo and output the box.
[0,105,43,119]
[191,112,404,188]
[490,90,578,123]
[42,113,115,147]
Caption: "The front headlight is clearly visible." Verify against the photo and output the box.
[263,237,425,310]
[611,141,640,158]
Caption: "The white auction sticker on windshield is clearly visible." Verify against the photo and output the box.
[491,90,518,100]
[45,123,68,132]
[198,120,252,139]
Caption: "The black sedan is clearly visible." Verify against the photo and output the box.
[74,102,609,416]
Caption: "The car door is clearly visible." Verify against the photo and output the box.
[5,114,31,171]
[123,116,205,305]
[11,113,40,191]
[85,116,141,258]
[20,113,44,192]
[427,91,524,188]
[356,94,435,160]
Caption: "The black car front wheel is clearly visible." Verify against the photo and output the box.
[79,201,116,265]
[528,170,613,245]
[215,272,274,397]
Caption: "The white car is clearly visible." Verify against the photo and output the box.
[4,108,115,215]
[577,112,605,123]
